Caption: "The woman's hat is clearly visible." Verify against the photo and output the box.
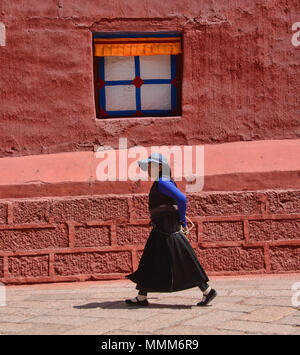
[138,153,170,171]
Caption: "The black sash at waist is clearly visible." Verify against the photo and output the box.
[149,204,180,235]
[149,204,178,216]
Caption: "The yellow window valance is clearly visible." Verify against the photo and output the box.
[94,36,182,57]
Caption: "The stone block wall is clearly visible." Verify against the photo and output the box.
[0,190,299,284]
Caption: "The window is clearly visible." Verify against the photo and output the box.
[93,32,182,119]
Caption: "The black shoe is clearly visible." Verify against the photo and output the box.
[125,296,149,307]
[197,289,217,306]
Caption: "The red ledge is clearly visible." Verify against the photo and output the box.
[0,139,300,198]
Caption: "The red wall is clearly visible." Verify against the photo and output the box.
[0,1,300,284]
[1,190,300,284]
[0,0,299,158]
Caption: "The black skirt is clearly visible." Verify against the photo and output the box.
[126,211,209,293]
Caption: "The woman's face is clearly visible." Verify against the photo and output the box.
[147,162,162,179]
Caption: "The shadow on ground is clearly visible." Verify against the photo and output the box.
[74,301,197,310]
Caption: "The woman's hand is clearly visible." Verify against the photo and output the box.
[181,226,189,234]
[180,221,189,235]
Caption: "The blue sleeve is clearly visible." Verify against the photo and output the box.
[157,177,187,227]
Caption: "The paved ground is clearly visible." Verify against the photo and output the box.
[0,274,299,335]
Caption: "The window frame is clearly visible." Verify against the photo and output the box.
[93,32,182,119]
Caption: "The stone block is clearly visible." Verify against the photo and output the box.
[249,219,300,241]
[0,203,7,224]
[13,200,50,224]
[54,251,132,276]
[203,221,244,242]
[0,225,68,251]
[187,192,261,216]
[267,191,300,214]
[131,195,148,219]
[116,225,150,246]
[269,246,300,272]
[8,255,49,277]
[74,225,110,248]
[196,246,265,272]
[50,196,129,223]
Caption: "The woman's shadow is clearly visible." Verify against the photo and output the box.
[74,299,194,310]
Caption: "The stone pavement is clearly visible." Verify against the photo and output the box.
[0,274,299,335]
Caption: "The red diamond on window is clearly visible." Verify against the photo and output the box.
[134,110,143,117]
[97,78,106,90]
[171,77,177,87]
[132,76,144,88]
[100,107,109,117]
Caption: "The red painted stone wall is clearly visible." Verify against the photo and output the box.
[0,190,299,284]
[0,0,299,157]
[0,1,300,284]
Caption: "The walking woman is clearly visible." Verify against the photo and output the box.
[125,153,217,307]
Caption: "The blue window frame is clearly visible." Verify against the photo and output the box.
[93,33,182,119]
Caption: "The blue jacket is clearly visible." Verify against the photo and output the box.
[148,176,187,227]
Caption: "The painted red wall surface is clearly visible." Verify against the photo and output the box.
[0,0,299,157]
[0,1,300,284]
